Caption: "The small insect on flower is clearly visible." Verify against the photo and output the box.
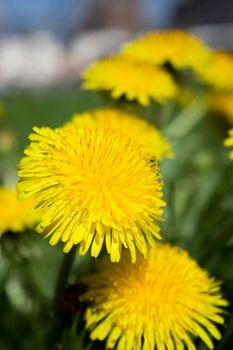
[81,54,177,106]
[224,128,233,159]
[65,108,174,161]
[0,186,38,236]
[123,30,211,71]
[81,244,228,350]
[197,51,233,91]
[17,126,165,262]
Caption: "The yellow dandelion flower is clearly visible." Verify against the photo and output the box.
[81,244,228,350]
[66,108,173,160]
[224,128,233,159]
[17,126,165,262]
[82,54,177,106]
[123,30,211,71]
[197,51,233,91]
[0,186,38,236]
[209,93,233,123]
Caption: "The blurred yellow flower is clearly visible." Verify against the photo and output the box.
[209,93,233,123]
[17,126,165,262]
[224,128,233,159]
[123,30,211,71]
[0,128,17,152]
[0,186,38,236]
[197,51,233,91]
[82,54,177,106]
[82,244,228,350]
[66,108,173,160]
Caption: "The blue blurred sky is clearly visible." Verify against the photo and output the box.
[142,0,181,26]
[0,0,89,36]
[0,0,181,38]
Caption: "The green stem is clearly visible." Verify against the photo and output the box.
[46,246,77,349]
[54,246,77,303]
[190,162,233,256]
[164,96,207,140]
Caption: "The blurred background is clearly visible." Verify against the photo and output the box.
[0,1,233,350]
[0,0,233,89]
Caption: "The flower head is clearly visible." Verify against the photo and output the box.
[82,54,177,106]
[123,30,211,71]
[0,186,38,236]
[81,244,228,350]
[197,51,233,91]
[17,126,165,262]
[224,128,233,159]
[66,108,173,160]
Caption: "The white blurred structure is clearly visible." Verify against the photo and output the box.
[0,30,132,89]
[68,30,134,74]
[0,32,66,88]
[0,25,232,89]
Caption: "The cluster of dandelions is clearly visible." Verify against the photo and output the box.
[14,30,232,350]
[82,30,233,159]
